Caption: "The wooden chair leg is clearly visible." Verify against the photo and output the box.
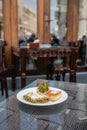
[2,77,8,98]
[46,63,53,80]
[0,79,4,95]
[55,73,61,80]
[62,72,66,81]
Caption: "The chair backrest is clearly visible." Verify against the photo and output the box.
[68,41,81,60]
[0,46,2,67]
[68,41,80,50]
[54,48,71,69]
[0,40,8,98]
[53,44,79,82]
[0,40,7,68]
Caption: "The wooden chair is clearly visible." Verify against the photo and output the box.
[53,41,80,81]
[46,48,71,80]
[47,42,80,81]
[53,49,71,81]
[0,40,8,98]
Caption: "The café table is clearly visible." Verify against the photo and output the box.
[0,79,87,130]
[12,45,78,90]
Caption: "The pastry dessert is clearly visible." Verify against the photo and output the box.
[23,92,49,103]
[45,90,62,101]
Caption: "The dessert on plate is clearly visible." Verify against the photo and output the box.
[45,89,62,101]
[23,81,62,104]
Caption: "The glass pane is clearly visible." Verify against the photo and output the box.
[18,0,37,42]
[78,0,87,65]
[50,0,67,41]
[18,0,37,70]
[0,0,4,40]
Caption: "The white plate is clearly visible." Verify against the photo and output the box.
[16,87,68,106]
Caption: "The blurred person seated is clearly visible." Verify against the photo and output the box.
[27,33,36,43]
[51,35,60,46]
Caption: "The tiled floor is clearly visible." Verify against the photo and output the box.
[0,72,87,102]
